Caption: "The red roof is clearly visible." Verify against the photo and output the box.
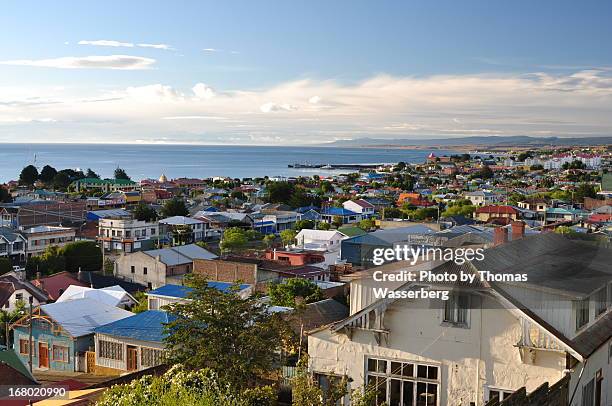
[32,271,87,301]
[587,214,612,223]
[475,205,519,215]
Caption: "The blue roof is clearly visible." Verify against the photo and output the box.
[296,205,319,213]
[94,310,176,342]
[320,207,358,216]
[147,283,250,299]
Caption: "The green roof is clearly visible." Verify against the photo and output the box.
[74,178,136,185]
[338,225,367,237]
[0,349,36,382]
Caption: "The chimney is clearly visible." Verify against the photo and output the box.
[493,227,508,247]
[36,271,41,280]
[512,221,525,241]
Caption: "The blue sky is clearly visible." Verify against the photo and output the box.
[1,0,611,144]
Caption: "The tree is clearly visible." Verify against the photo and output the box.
[0,258,11,275]
[317,222,331,230]
[331,216,343,228]
[39,165,58,184]
[131,291,148,313]
[268,278,323,308]
[0,187,11,203]
[164,276,291,389]
[161,198,189,217]
[263,234,276,248]
[288,187,320,208]
[266,181,295,204]
[574,183,597,202]
[52,172,72,190]
[0,301,26,347]
[357,218,376,231]
[85,168,100,179]
[62,241,102,272]
[294,219,314,231]
[19,165,39,186]
[103,258,115,274]
[280,229,297,247]
[133,203,158,222]
[230,190,246,200]
[220,227,248,253]
[114,167,131,180]
[476,165,494,179]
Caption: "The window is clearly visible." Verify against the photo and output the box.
[143,267,148,275]
[582,378,594,406]
[52,345,69,362]
[576,298,590,330]
[19,339,30,355]
[150,228,156,236]
[15,293,23,301]
[443,294,469,326]
[366,357,439,406]
[487,388,514,402]
[98,340,123,360]
[593,288,607,317]
[141,347,164,367]
[131,266,135,274]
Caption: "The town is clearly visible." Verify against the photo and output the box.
[0,144,610,406]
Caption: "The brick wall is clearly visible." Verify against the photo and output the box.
[193,259,258,284]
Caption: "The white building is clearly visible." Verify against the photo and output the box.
[159,215,209,243]
[308,234,611,406]
[22,225,76,257]
[294,229,348,252]
[463,191,498,207]
[343,199,375,218]
[98,218,159,253]
[0,227,26,263]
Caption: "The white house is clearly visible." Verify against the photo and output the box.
[294,229,348,252]
[22,225,76,258]
[463,191,498,207]
[0,274,47,312]
[307,234,611,406]
[158,215,209,243]
[0,227,27,263]
[98,218,159,253]
[343,199,375,218]
[55,285,137,309]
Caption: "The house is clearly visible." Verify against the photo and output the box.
[72,178,138,193]
[158,216,209,244]
[22,226,76,258]
[115,244,218,289]
[0,201,87,229]
[343,199,375,218]
[545,207,588,224]
[255,210,299,233]
[98,217,160,253]
[93,310,175,374]
[308,233,612,406]
[474,205,519,224]
[464,191,498,207]
[0,274,47,312]
[320,207,361,225]
[31,271,88,301]
[11,298,133,372]
[55,285,137,309]
[0,227,27,264]
[146,283,251,310]
[294,229,348,252]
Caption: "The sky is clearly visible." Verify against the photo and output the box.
[1,0,611,145]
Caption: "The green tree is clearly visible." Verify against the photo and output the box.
[554,226,576,235]
[19,165,39,186]
[0,187,11,203]
[268,278,323,308]
[131,291,148,313]
[85,168,100,179]
[161,198,189,217]
[266,181,295,204]
[164,276,291,390]
[0,258,12,275]
[103,257,115,274]
[574,183,597,202]
[133,203,158,222]
[52,172,72,190]
[331,216,343,228]
[280,229,297,247]
[0,301,26,347]
[220,227,248,254]
[357,218,376,231]
[263,234,276,248]
[294,219,314,231]
[39,165,58,184]
[317,222,331,230]
[62,241,102,272]
[476,165,494,179]
[114,167,131,180]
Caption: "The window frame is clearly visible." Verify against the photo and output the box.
[52,344,70,363]
[576,298,590,331]
[442,293,470,328]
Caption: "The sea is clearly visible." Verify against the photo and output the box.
[0,144,460,183]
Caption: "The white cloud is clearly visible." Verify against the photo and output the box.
[78,40,134,47]
[137,43,172,50]
[308,96,321,104]
[3,70,612,144]
[192,83,216,99]
[203,48,219,52]
[0,55,155,70]
[260,102,298,113]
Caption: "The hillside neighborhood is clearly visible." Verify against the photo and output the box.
[0,145,611,406]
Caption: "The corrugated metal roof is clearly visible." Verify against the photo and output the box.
[41,298,134,338]
[144,244,217,266]
[93,310,177,342]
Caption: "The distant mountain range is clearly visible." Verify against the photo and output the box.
[324,136,612,147]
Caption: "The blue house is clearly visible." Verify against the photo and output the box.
[93,310,177,374]
[320,207,362,224]
[146,283,252,310]
[11,298,133,372]
[253,220,277,235]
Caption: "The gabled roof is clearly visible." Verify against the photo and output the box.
[320,207,359,216]
[158,216,204,225]
[143,244,217,266]
[56,285,136,308]
[33,271,88,300]
[41,298,134,338]
[0,274,48,303]
[93,310,176,342]
[296,229,346,241]
[475,205,519,214]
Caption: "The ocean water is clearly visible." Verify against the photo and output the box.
[0,144,459,182]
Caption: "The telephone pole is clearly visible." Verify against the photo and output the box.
[28,295,33,373]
